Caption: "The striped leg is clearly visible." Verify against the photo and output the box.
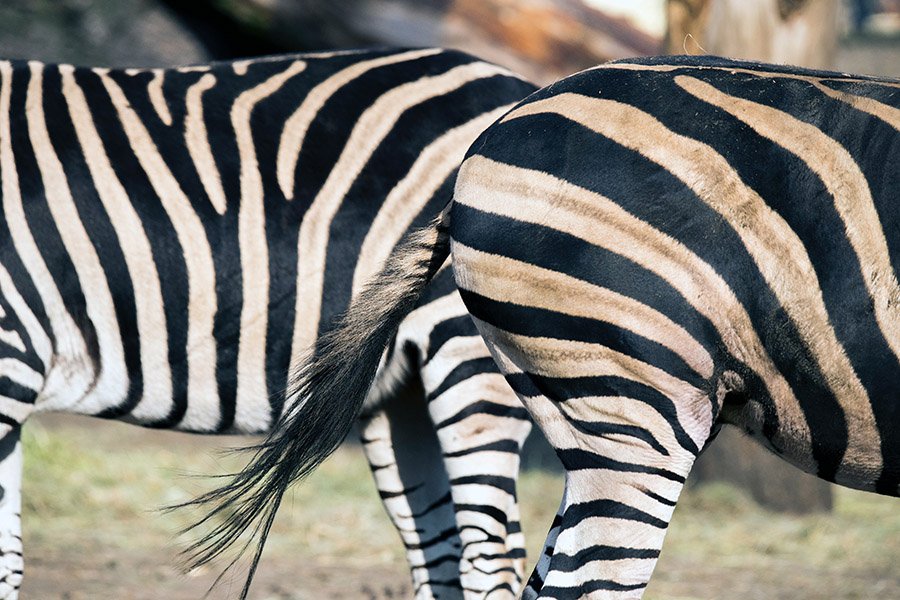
[451,239,718,598]
[422,335,531,598]
[360,385,464,600]
[395,284,532,599]
[0,428,22,600]
[484,332,710,599]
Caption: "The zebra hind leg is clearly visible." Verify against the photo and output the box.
[359,381,464,600]
[516,380,708,600]
[466,315,717,599]
[0,427,23,599]
[423,346,532,599]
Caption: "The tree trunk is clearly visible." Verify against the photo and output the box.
[666,0,840,68]
[189,0,661,84]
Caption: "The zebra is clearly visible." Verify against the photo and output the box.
[0,48,539,599]
[188,55,900,598]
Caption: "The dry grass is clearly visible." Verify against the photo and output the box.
[18,416,900,599]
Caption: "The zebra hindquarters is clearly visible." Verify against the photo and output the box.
[450,159,721,598]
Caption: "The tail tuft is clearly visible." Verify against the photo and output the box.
[175,208,451,599]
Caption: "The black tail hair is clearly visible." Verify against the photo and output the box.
[177,207,452,598]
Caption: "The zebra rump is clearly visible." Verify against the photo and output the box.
[191,55,900,599]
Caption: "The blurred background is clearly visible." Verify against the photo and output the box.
[2,1,899,598]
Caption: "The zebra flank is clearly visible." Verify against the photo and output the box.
[0,49,538,599]
[0,49,522,431]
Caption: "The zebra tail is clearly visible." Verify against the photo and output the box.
[178,206,452,598]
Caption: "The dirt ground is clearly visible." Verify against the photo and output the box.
[16,411,900,600]
[18,414,414,600]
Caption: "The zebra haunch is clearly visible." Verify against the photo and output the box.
[0,49,537,599]
[193,55,899,599]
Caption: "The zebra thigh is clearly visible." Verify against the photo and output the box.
[451,207,720,598]
[456,304,714,598]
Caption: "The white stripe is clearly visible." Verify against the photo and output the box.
[0,329,25,354]
[61,66,173,423]
[148,69,172,126]
[0,394,34,423]
[0,359,43,392]
[27,62,129,414]
[233,60,307,431]
[184,74,227,215]
[97,69,220,428]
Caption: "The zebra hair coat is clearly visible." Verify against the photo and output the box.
[0,48,537,599]
[189,55,900,599]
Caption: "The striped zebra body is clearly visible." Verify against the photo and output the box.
[191,55,899,599]
[0,49,536,598]
[452,55,900,598]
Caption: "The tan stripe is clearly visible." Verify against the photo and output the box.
[502,95,882,482]
[148,69,172,126]
[97,69,220,429]
[809,81,900,131]
[453,241,714,380]
[472,317,711,450]
[454,155,815,471]
[232,60,307,430]
[678,74,900,365]
[60,66,173,422]
[290,61,508,371]
[351,104,514,297]
[599,61,900,129]
[0,63,60,381]
[184,74,227,215]
[176,65,210,74]
[28,62,128,414]
[233,59,252,75]
[276,48,444,200]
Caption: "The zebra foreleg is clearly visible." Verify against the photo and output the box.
[424,361,531,599]
[0,427,23,600]
[359,385,465,600]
